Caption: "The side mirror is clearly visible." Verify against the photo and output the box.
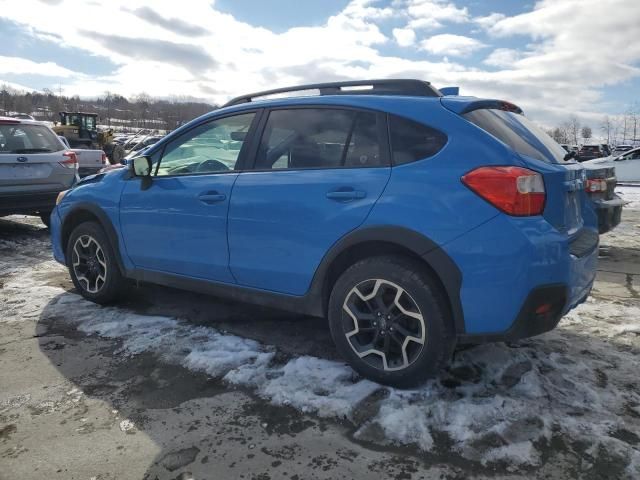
[131,155,152,176]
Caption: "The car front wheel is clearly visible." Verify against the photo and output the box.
[328,255,455,388]
[66,221,124,304]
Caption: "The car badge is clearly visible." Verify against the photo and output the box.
[16,156,28,162]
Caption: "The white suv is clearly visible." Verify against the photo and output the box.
[0,117,78,226]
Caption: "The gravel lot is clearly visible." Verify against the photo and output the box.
[1,187,639,479]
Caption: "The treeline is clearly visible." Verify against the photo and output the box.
[0,85,217,131]
[546,104,640,146]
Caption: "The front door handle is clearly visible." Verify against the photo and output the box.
[326,189,367,201]
[198,191,226,204]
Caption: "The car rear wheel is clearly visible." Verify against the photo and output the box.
[328,255,455,388]
[66,221,124,304]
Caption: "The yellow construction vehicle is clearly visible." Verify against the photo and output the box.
[53,112,125,164]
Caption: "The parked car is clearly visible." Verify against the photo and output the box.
[11,113,35,120]
[560,144,579,155]
[577,144,606,162]
[0,116,77,227]
[50,79,598,387]
[582,163,624,233]
[583,146,640,183]
[611,144,634,156]
[59,135,109,177]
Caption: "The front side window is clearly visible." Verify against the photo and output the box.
[156,112,255,176]
[255,108,384,170]
[389,114,447,165]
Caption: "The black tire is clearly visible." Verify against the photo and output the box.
[328,255,455,388]
[66,221,124,304]
[106,144,125,164]
[39,211,52,228]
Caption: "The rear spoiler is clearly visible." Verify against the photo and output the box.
[440,96,524,115]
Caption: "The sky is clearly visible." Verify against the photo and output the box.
[0,0,639,130]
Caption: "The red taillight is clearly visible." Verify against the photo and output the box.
[461,166,546,216]
[60,151,78,169]
[101,152,108,164]
[585,178,607,193]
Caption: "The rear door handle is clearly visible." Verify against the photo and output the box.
[198,191,226,204]
[326,189,366,201]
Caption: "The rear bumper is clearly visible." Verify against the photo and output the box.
[458,284,568,343]
[79,167,103,178]
[591,196,624,234]
[0,191,60,215]
[442,214,598,338]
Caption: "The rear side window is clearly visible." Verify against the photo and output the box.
[0,124,63,153]
[255,108,385,170]
[463,109,567,163]
[388,115,447,165]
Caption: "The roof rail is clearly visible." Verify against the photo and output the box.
[222,79,441,107]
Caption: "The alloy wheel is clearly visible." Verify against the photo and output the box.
[72,235,107,294]
[342,279,426,371]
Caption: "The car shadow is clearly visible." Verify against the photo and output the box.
[34,283,345,478]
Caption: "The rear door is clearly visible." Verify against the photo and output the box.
[0,120,74,196]
[227,107,391,295]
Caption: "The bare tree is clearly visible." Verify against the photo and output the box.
[581,126,592,142]
[600,116,612,145]
[568,115,581,145]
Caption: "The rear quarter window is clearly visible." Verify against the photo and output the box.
[388,114,447,165]
[463,109,568,164]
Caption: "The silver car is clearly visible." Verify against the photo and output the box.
[0,117,78,226]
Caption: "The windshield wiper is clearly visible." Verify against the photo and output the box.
[563,151,576,161]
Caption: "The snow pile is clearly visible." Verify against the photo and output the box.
[616,186,640,210]
[2,236,640,474]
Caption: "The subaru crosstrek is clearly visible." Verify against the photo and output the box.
[50,80,598,387]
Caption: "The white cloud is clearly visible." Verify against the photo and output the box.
[406,0,469,30]
[421,34,485,57]
[483,48,521,67]
[0,0,639,129]
[392,27,416,47]
[474,12,506,30]
[0,56,79,78]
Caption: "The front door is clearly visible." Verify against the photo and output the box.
[119,111,257,282]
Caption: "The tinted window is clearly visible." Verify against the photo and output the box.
[464,109,568,163]
[255,108,384,170]
[156,112,255,176]
[388,115,447,165]
[0,124,63,153]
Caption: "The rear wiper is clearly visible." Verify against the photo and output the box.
[563,151,576,161]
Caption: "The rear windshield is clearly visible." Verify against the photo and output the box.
[0,124,63,154]
[463,109,568,163]
[581,146,600,152]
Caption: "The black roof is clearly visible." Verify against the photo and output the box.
[223,79,441,107]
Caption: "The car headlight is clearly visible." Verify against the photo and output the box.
[56,190,69,205]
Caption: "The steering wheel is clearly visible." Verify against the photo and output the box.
[196,159,230,173]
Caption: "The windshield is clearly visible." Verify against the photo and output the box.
[0,124,64,153]
[463,109,569,163]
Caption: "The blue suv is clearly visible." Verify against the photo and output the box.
[50,80,598,387]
